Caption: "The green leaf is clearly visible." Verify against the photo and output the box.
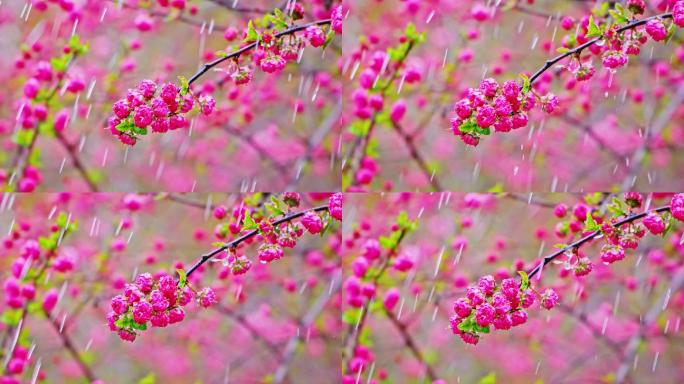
[349,120,371,136]
[518,270,529,291]
[176,269,187,289]
[1,309,23,326]
[138,373,156,384]
[586,16,602,38]
[608,9,629,24]
[584,214,600,232]
[458,119,478,134]
[245,20,259,43]
[478,373,497,384]
[556,47,570,53]
[404,23,426,43]
[520,73,531,94]
[271,8,289,29]
[665,22,676,45]
[178,76,189,97]
[14,129,35,147]
[607,197,627,217]
[243,211,258,231]
[115,119,135,134]
[379,230,402,250]
[342,308,361,324]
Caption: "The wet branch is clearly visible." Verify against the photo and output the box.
[529,12,674,84]
[527,205,671,280]
[183,205,329,279]
[386,311,438,382]
[44,310,97,382]
[187,19,332,85]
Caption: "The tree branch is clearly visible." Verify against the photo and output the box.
[529,12,674,85]
[527,205,671,280]
[386,310,438,382]
[183,205,330,279]
[187,19,332,85]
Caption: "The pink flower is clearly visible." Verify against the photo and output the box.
[471,4,490,22]
[671,193,684,222]
[305,26,326,47]
[199,95,215,115]
[475,303,495,327]
[135,13,154,32]
[168,307,185,324]
[198,287,216,308]
[476,105,495,128]
[675,2,684,28]
[118,329,136,342]
[645,19,667,42]
[643,213,665,235]
[53,109,70,132]
[260,54,286,73]
[390,99,407,123]
[479,78,498,98]
[459,332,479,345]
[23,78,40,99]
[454,99,472,119]
[111,295,128,315]
[602,51,628,69]
[477,275,495,296]
[554,204,567,218]
[331,5,343,34]
[134,105,153,128]
[42,288,58,313]
[113,100,130,119]
[452,298,472,318]
[301,211,324,234]
[600,244,625,264]
[329,193,343,221]
[258,244,284,263]
[510,310,528,326]
[132,301,153,323]
[383,287,400,311]
[541,289,559,310]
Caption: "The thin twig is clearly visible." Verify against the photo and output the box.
[527,205,671,280]
[528,12,674,85]
[391,121,443,191]
[187,19,332,85]
[183,205,330,279]
[386,311,438,382]
[44,310,97,382]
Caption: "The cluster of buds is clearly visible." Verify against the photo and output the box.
[218,5,341,86]
[107,272,216,342]
[450,77,557,146]
[450,275,558,345]
[554,193,684,278]
[213,193,342,276]
[109,79,215,146]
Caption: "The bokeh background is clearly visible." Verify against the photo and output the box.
[343,192,684,383]
[342,0,684,192]
[0,0,341,191]
[0,193,341,383]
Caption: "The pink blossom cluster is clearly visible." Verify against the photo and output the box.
[0,346,37,383]
[109,79,215,146]
[329,192,344,221]
[554,193,684,278]
[562,7,684,81]
[226,6,339,86]
[450,78,557,146]
[107,272,216,342]
[214,194,341,276]
[450,275,558,345]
